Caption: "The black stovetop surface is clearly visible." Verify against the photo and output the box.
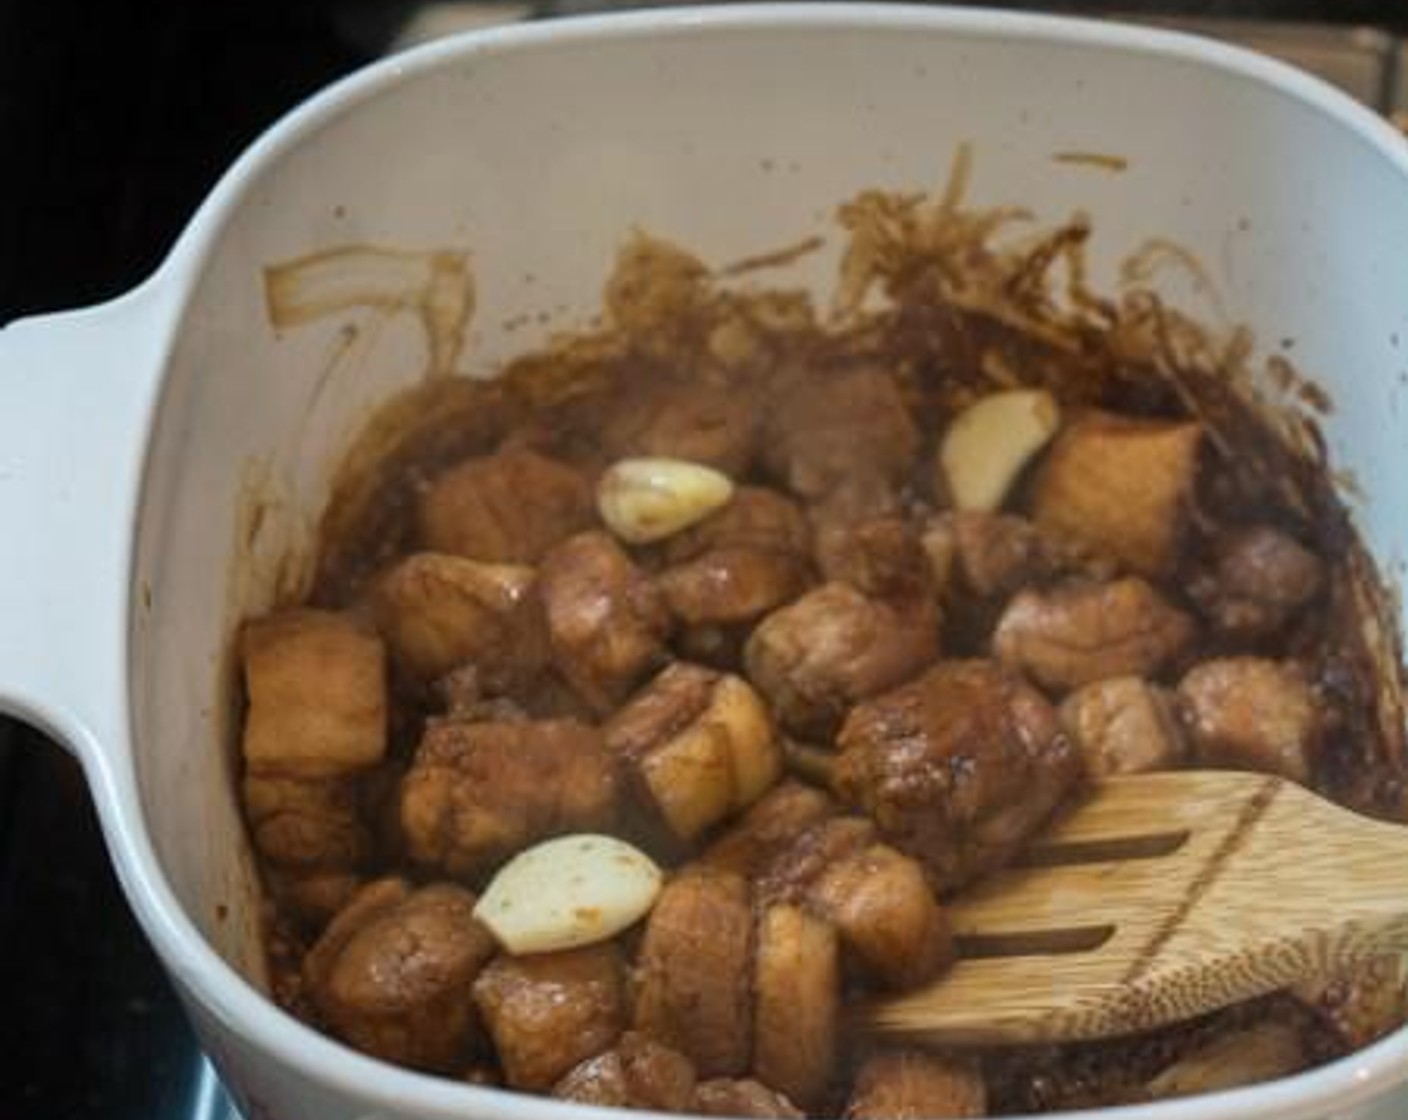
[1,2,1404,1117]
[0,4,370,1114]
[0,731,220,1117]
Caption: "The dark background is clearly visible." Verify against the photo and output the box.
[3,0,1407,321]
[0,1,1404,1117]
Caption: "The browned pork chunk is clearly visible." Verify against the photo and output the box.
[370,553,543,685]
[242,609,386,780]
[1033,411,1202,578]
[660,547,811,633]
[242,610,387,921]
[399,716,615,878]
[752,903,839,1110]
[701,780,837,878]
[537,530,673,714]
[693,1079,805,1118]
[1187,525,1324,643]
[993,577,1196,692]
[808,833,953,990]
[745,582,938,740]
[763,365,920,509]
[304,879,495,1073]
[1059,676,1188,779]
[845,1051,987,1119]
[243,773,369,873]
[633,870,754,1077]
[601,378,759,476]
[606,663,782,847]
[760,815,875,897]
[658,485,813,630]
[925,511,1108,602]
[1179,657,1323,784]
[761,817,952,990]
[835,660,1080,891]
[815,515,936,604]
[663,484,813,563]
[262,869,364,928]
[554,1032,698,1110]
[923,512,1039,603]
[473,943,626,1091]
[417,446,594,564]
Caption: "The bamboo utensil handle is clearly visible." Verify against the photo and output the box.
[869,770,1408,1046]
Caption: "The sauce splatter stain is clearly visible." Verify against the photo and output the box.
[1052,151,1129,173]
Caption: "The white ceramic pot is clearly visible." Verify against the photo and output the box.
[3,5,1407,1118]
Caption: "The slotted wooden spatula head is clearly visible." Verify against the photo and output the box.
[869,770,1408,1046]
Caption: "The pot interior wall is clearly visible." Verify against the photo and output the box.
[124,13,1408,987]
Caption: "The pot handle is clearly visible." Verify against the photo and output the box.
[0,287,165,770]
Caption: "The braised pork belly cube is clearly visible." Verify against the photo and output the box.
[1032,410,1202,578]
[660,547,811,633]
[761,816,951,990]
[925,510,1109,603]
[1187,524,1324,643]
[537,530,673,714]
[243,773,369,873]
[762,365,920,507]
[473,942,626,1091]
[814,515,936,604]
[693,1079,804,1118]
[807,834,952,990]
[923,511,1039,603]
[845,1051,987,1119]
[399,716,616,879]
[600,377,759,476]
[1059,676,1188,779]
[700,779,837,878]
[242,609,386,780]
[662,484,813,564]
[752,903,839,1110]
[370,552,543,685]
[760,815,874,897]
[263,868,363,929]
[417,446,594,564]
[745,582,938,740]
[304,879,495,1073]
[606,663,782,846]
[835,660,1080,891]
[1179,657,1323,784]
[553,1032,697,1110]
[993,577,1196,692]
[658,485,813,629]
[633,870,754,1077]
[241,609,385,915]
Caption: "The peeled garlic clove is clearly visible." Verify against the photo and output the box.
[474,834,663,955]
[939,389,1060,512]
[597,457,734,545]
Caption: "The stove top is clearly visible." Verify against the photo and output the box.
[0,729,238,1119]
[1,3,1404,1117]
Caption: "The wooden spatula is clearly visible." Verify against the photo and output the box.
[868,769,1408,1047]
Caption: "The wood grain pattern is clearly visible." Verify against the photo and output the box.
[868,770,1408,1045]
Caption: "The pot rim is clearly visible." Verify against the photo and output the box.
[107,5,1408,1118]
